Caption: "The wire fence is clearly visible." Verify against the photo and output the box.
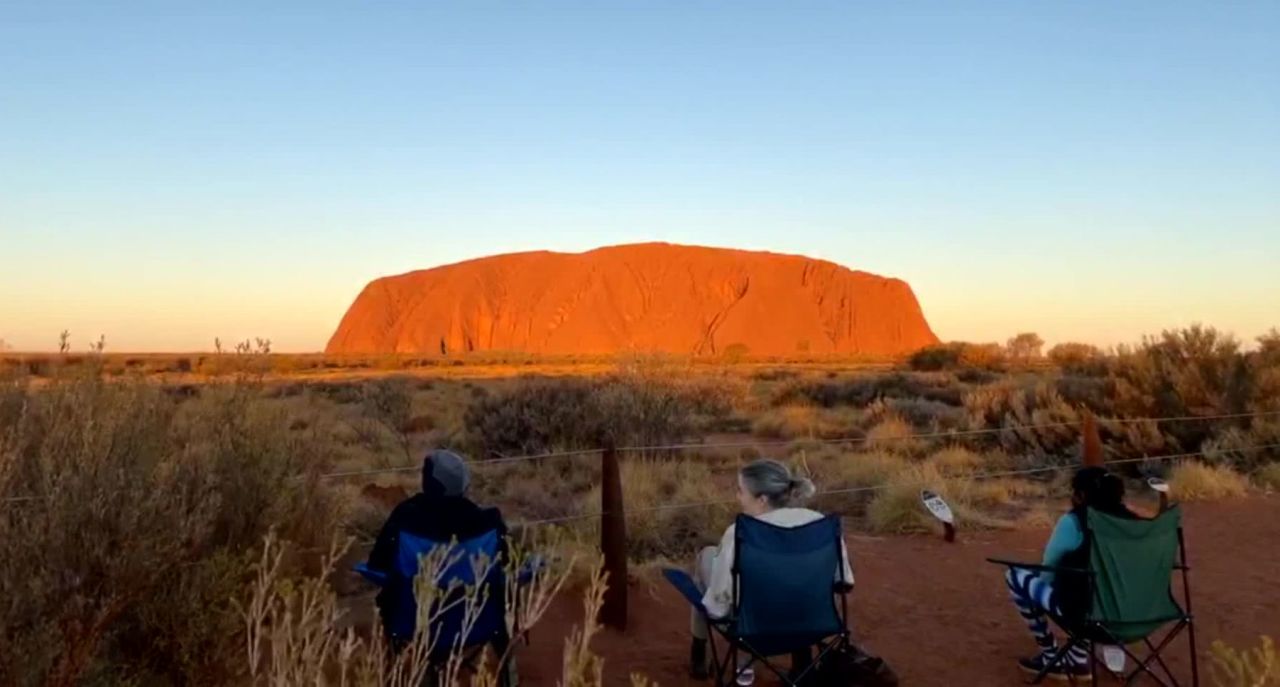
[506,441,1280,528]
[4,409,1278,506]
[317,409,1280,479]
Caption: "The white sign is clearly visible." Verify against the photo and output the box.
[920,489,955,525]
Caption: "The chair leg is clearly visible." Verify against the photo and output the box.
[1145,635,1179,686]
[1089,640,1098,687]
[1120,627,1184,687]
[1187,618,1200,687]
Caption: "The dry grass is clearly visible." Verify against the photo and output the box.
[865,465,950,534]
[750,404,861,440]
[865,415,923,454]
[815,450,910,492]
[578,457,732,560]
[1168,461,1251,501]
[863,463,1031,534]
[1210,636,1279,686]
[926,446,989,474]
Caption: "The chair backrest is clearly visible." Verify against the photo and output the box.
[1086,506,1185,643]
[385,528,506,650]
[733,514,845,655]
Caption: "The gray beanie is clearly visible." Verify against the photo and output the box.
[422,449,471,497]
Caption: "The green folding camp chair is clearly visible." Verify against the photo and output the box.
[991,506,1199,686]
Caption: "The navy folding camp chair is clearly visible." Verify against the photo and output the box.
[990,506,1198,686]
[357,527,531,683]
[665,514,852,686]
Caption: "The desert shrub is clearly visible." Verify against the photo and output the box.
[1210,636,1280,686]
[1109,325,1253,447]
[1168,461,1250,501]
[908,343,964,371]
[956,367,999,384]
[1054,374,1112,411]
[865,396,964,431]
[960,342,1008,370]
[1254,463,1280,491]
[465,375,732,457]
[963,379,1168,464]
[1048,342,1105,374]
[0,373,344,685]
[1201,420,1280,472]
[774,372,964,408]
[1005,332,1045,363]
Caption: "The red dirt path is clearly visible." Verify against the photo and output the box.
[509,497,1280,686]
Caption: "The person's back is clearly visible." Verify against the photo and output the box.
[1002,466,1139,679]
[366,450,508,639]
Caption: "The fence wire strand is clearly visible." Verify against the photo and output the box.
[506,441,1280,528]
[319,409,1280,479]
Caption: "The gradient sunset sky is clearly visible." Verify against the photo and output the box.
[2,2,1277,352]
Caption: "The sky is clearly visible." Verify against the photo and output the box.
[2,1,1277,352]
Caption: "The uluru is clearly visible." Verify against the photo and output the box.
[326,243,939,357]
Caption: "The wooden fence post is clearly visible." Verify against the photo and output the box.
[599,445,628,629]
[1081,411,1103,467]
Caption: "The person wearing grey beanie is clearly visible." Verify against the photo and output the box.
[366,449,508,640]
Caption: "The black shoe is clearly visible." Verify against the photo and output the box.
[690,639,709,680]
[1018,653,1090,682]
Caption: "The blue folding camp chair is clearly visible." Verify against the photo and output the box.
[356,527,535,683]
[665,514,852,686]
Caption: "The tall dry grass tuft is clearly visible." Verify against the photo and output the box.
[241,529,577,687]
[578,457,731,560]
[1210,636,1279,686]
[865,415,923,454]
[1168,461,1251,501]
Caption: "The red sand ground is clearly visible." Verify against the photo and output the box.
[326,243,938,357]
[500,497,1279,686]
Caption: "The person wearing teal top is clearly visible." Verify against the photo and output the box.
[1005,467,1138,680]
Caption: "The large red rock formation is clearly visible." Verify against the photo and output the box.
[326,243,938,357]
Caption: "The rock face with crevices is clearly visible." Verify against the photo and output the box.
[326,243,938,357]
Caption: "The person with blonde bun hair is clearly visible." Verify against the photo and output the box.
[686,459,854,683]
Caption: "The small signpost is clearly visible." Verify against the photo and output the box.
[920,489,956,542]
[1148,477,1170,513]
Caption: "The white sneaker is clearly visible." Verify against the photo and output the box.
[734,666,755,686]
[1102,645,1127,675]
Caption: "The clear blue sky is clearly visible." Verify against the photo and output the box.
[2,1,1277,352]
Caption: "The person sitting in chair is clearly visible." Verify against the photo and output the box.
[689,459,854,685]
[1005,466,1139,679]
[367,449,508,644]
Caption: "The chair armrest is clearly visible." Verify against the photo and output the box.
[986,558,1092,576]
[662,568,709,615]
[354,562,389,587]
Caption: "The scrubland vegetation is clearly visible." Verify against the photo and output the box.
[2,324,1278,683]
